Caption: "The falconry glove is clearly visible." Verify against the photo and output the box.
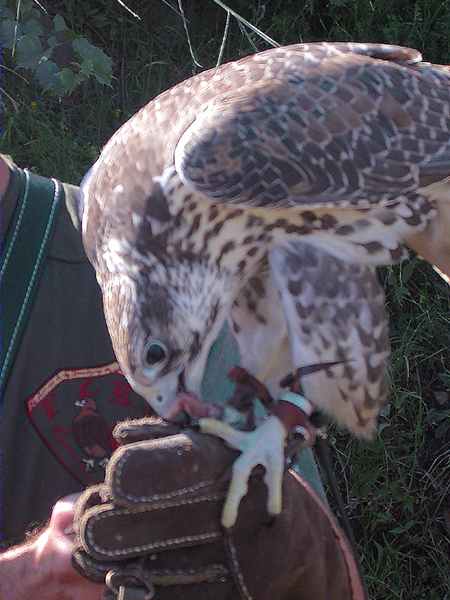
[72,417,366,600]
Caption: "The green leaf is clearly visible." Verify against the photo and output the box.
[53,15,67,32]
[35,59,82,97]
[0,6,15,21]
[23,17,43,37]
[0,19,17,49]
[47,35,58,49]
[34,58,59,91]
[57,67,77,94]
[72,37,112,86]
[79,58,94,78]
[72,37,97,60]
[15,34,43,70]
[92,63,113,86]
[20,2,40,20]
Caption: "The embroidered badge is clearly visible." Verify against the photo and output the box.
[27,363,151,485]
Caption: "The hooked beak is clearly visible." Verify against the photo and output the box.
[128,371,182,419]
[127,355,217,423]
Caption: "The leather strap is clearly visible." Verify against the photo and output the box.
[0,170,61,395]
[0,169,61,540]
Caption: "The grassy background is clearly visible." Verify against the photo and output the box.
[1,1,450,597]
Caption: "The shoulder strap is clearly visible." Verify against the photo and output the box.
[0,170,62,544]
[0,170,62,398]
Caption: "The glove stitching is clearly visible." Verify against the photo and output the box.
[77,550,106,571]
[147,565,229,586]
[146,565,227,577]
[108,491,225,511]
[72,549,110,582]
[86,524,221,557]
[224,536,253,600]
[114,468,217,503]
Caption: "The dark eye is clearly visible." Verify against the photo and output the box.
[145,341,168,366]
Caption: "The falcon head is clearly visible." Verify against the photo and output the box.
[80,160,234,420]
[99,253,231,420]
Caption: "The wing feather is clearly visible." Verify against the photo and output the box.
[269,242,390,438]
[174,50,450,209]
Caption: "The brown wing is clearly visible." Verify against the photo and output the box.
[174,46,450,209]
[81,42,450,264]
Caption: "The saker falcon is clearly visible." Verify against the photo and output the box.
[80,42,450,528]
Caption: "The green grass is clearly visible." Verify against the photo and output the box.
[2,1,450,597]
[329,258,450,598]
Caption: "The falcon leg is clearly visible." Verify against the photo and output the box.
[200,266,322,528]
[227,364,318,442]
[199,416,287,528]
[199,367,317,528]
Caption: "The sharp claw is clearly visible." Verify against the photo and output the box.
[264,470,283,516]
[221,459,250,528]
[221,490,244,529]
[204,416,287,528]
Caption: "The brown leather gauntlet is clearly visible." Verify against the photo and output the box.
[72,418,366,600]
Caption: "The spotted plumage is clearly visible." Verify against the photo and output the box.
[81,42,450,441]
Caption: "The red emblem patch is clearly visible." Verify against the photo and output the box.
[27,363,151,485]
